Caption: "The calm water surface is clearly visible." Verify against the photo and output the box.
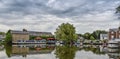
[0,44,118,59]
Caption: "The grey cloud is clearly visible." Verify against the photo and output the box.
[0,0,119,33]
[0,0,119,19]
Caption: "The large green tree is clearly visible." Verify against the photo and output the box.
[5,30,12,44]
[55,23,78,44]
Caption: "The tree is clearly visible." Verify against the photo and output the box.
[81,30,107,40]
[116,5,120,20]
[0,32,5,35]
[5,30,12,44]
[23,29,27,32]
[83,32,91,40]
[90,36,95,40]
[55,23,78,44]
[91,30,107,40]
[116,5,120,14]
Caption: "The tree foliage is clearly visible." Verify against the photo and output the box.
[83,32,91,39]
[0,32,5,35]
[116,5,120,19]
[116,5,120,14]
[80,30,107,40]
[55,23,78,43]
[91,30,107,39]
[5,30,12,44]
[90,36,95,40]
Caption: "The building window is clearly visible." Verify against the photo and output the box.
[111,31,114,34]
[111,35,114,39]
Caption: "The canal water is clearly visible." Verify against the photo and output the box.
[0,44,119,59]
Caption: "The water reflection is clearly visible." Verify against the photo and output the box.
[5,44,55,58]
[107,47,120,59]
[55,45,78,59]
[2,44,120,59]
[0,45,4,51]
[77,45,106,55]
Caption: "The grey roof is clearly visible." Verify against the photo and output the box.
[11,30,52,35]
[109,28,119,31]
[11,30,29,34]
[29,31,52,35]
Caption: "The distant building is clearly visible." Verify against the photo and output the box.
[11,30,29,43]
[10,30,53,43]
[100,34,108,40]
[109,27,120,40]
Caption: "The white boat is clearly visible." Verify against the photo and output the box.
[108,40,118,44]
[108,40,119,48]
[108,44,119,48]
[115,39,120,42]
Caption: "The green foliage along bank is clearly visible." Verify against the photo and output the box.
[78,30,107,40]
[5,30,12,44]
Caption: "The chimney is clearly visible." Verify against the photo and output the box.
[23,29,27,32]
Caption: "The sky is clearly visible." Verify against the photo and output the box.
[0,0,120,34]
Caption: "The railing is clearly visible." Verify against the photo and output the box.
[13,40,47,44]
[13,39,56,44]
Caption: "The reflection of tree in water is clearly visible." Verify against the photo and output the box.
[4,44,12,58]
[0,45,4,51]
[79,45,106,55]
[55,45,78,59]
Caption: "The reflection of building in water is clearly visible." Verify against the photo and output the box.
[11,44,55,57]
[108,52,120,59]
[12,45,29,57]
[0,45,4,50]
[107,47,120,59]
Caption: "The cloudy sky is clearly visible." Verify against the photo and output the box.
[0,0,120,34]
